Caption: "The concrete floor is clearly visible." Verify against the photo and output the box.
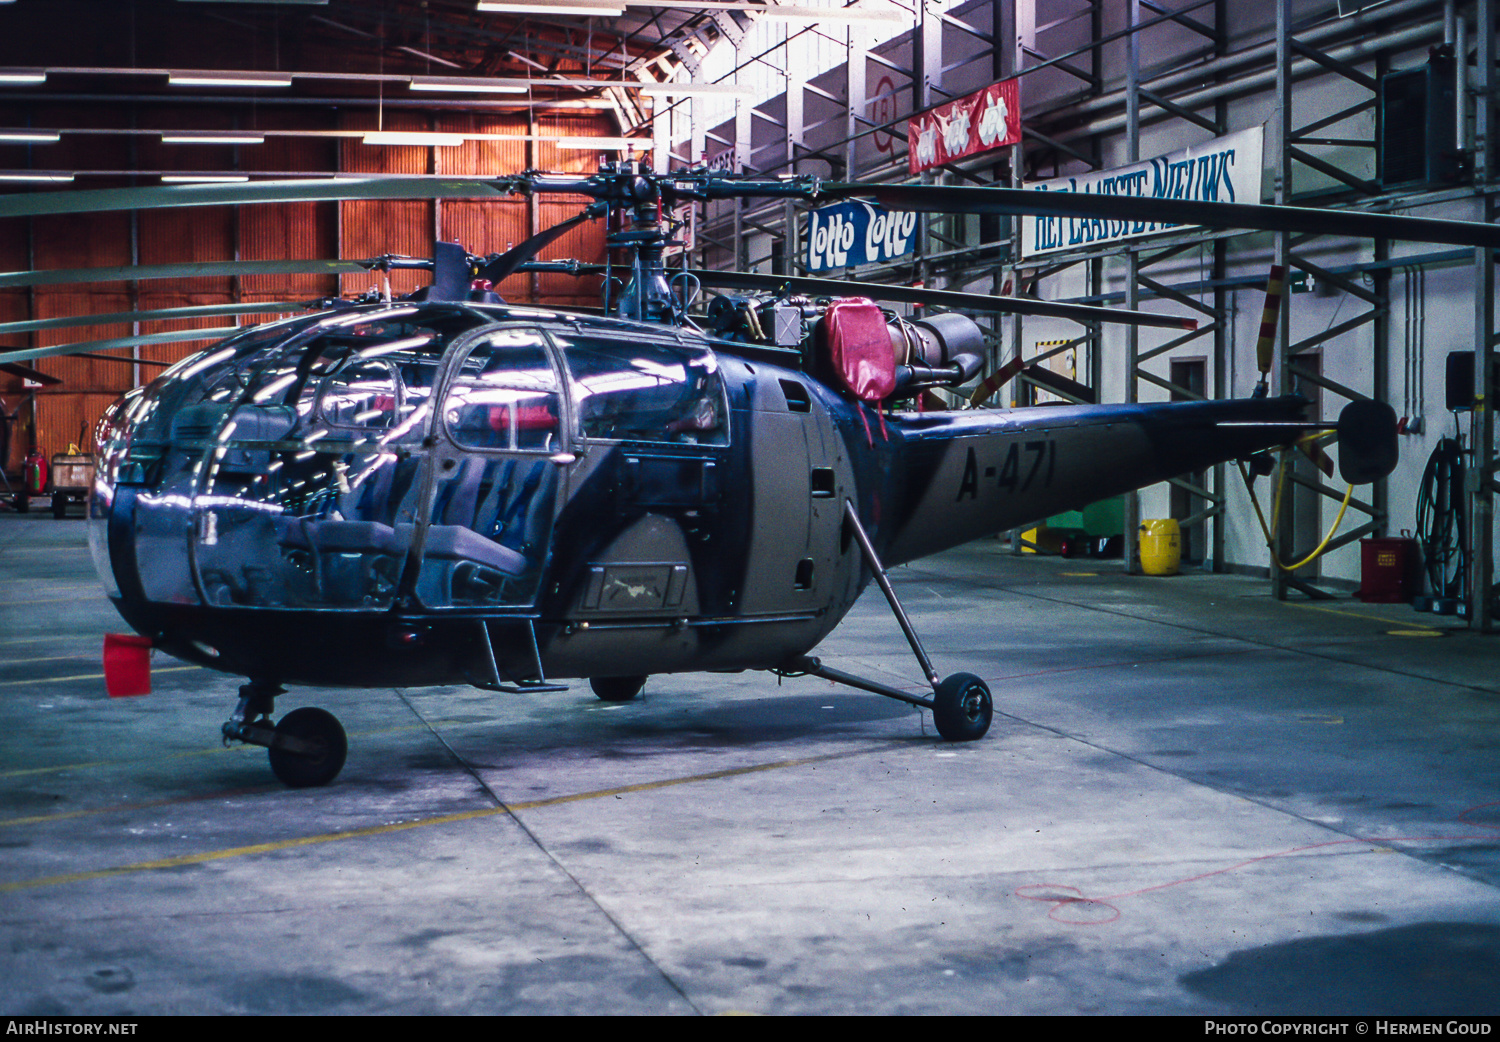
[2,512,1499,1016]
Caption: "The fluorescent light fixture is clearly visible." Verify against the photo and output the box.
[161,133,266,145]
[0,173,75,182]
[620,0,906,21]
[161,174,251,183]
[168,72,294,88]
[477,2,624,14]
[409,76,527,94]
[556,138,649,150]
[0,131,60,143]
[362,131,467,147]
[0,71,46,85]
[637,82,757,97]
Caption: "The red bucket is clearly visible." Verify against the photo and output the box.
[103,634,153,697]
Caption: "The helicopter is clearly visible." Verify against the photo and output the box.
[71,159,1468,788]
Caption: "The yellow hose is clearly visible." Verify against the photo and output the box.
[1238,448,1355,573]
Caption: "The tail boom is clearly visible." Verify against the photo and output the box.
[879,395,1310,566]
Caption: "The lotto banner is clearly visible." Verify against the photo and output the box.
[803,200,919,272]
[908,78,1020,175]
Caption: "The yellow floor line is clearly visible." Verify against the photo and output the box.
[0,748,877,893]
[0,595,112,606]
[0,719,485,785]
[1288,601,1443,634]
[0,664,201,689]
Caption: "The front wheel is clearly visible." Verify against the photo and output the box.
[932,672,992,742]
[589,675,647,702]
[268,707,348,788]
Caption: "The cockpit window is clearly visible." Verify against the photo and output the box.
[559,334,727,446]
[443,328,562,453]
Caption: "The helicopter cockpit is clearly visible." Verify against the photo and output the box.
[90,302,731,626]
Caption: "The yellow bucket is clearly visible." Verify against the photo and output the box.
[1139,519,1181,576]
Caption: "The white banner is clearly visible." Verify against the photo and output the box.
[1020,126,1264,258]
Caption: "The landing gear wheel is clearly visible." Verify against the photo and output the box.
[590,675,646,702]
[267,707,347,788]
[932,672,992,742]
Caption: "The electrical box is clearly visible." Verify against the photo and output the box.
[1445,350,1500,412]
[1379,51,1459,190]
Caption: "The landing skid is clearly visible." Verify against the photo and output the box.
[781,502,994,742]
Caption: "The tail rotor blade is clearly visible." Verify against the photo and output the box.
[1256,265,1288,378]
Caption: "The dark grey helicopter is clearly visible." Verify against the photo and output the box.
[62,162,1453,786]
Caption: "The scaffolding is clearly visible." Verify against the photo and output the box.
[663,0,1499,628]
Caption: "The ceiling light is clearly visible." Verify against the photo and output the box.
[0,71,46,85]
[556,138,649,151]
[637,83,756,97]
[168,72,294,88]
[477,2,625,15]
[0,173,75,183]
[161,174,251,183]
[409,77,527,95]
[620,0,906,21]
[161,133,266,145]
[0,131,60,143]
[362,132,467,147]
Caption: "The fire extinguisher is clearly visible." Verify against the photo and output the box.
[23,448,48,496]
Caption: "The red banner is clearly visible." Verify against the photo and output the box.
[908,78,1020,175]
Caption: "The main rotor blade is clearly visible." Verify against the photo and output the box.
[0,177,518,219]
[0,258,368,290]
[476,208,600,286]
[0,301,306,338]
[0,327,240,367]
[0,361,61,386]
[818,182,1500,251]
[684,270,1195,330]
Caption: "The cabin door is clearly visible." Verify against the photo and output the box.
[415,326,566,610]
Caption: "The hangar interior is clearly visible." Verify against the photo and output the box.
[2,0,1500,1019]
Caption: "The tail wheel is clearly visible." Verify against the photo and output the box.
[932,672,992,742]
[267,707,348,788]
[589,675,647,702]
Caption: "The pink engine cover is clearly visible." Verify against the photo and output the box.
[825,298,895,403]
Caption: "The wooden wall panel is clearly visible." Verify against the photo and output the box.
[36,391,122,461]
[340,112,434,298]
[1,291,31,477]
[534,199,606,303]
[138,206,235,297]
[33,104,132,181]
[31,211,132,285]
[0,289,27,354]
[241,120,338,299]
[435,113,528,176]
[340,200,434,298]
[240,201,339,298]
[341,111,431,174]
[0,216,26,275]
[535,113,623,173]
[34,291,131,392]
